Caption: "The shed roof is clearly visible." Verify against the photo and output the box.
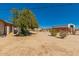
[0,19,13,26]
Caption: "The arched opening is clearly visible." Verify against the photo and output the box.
[70,24,75,35]
[70,25,74,28]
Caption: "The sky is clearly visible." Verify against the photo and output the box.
[0,3,79,28]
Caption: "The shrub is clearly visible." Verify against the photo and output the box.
[49,29,67,39]
[49,29,59,36]
[59,31,67,39]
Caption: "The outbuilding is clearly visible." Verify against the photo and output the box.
[0,19,14,35]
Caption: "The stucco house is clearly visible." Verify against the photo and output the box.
[0,19,14,35]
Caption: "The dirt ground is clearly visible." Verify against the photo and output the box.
[0,31,79,56]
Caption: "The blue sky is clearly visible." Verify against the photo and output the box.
[0,3,79,28]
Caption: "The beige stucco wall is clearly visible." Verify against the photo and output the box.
[6,26,10,35]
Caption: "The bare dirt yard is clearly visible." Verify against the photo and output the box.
[0,31,79,56]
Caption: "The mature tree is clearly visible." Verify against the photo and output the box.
[11,8,39,36]
[12,8,20,27]
[21,9,39,29]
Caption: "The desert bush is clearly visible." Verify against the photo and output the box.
[49,29,67,38]
[59,31,67,39]
[49,29,59,36]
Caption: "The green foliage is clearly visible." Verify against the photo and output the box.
[11,8,20,27]
[22,9,39,29]
[11,8,39,36]
[49,29,59,36]
[20,28,30,36]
